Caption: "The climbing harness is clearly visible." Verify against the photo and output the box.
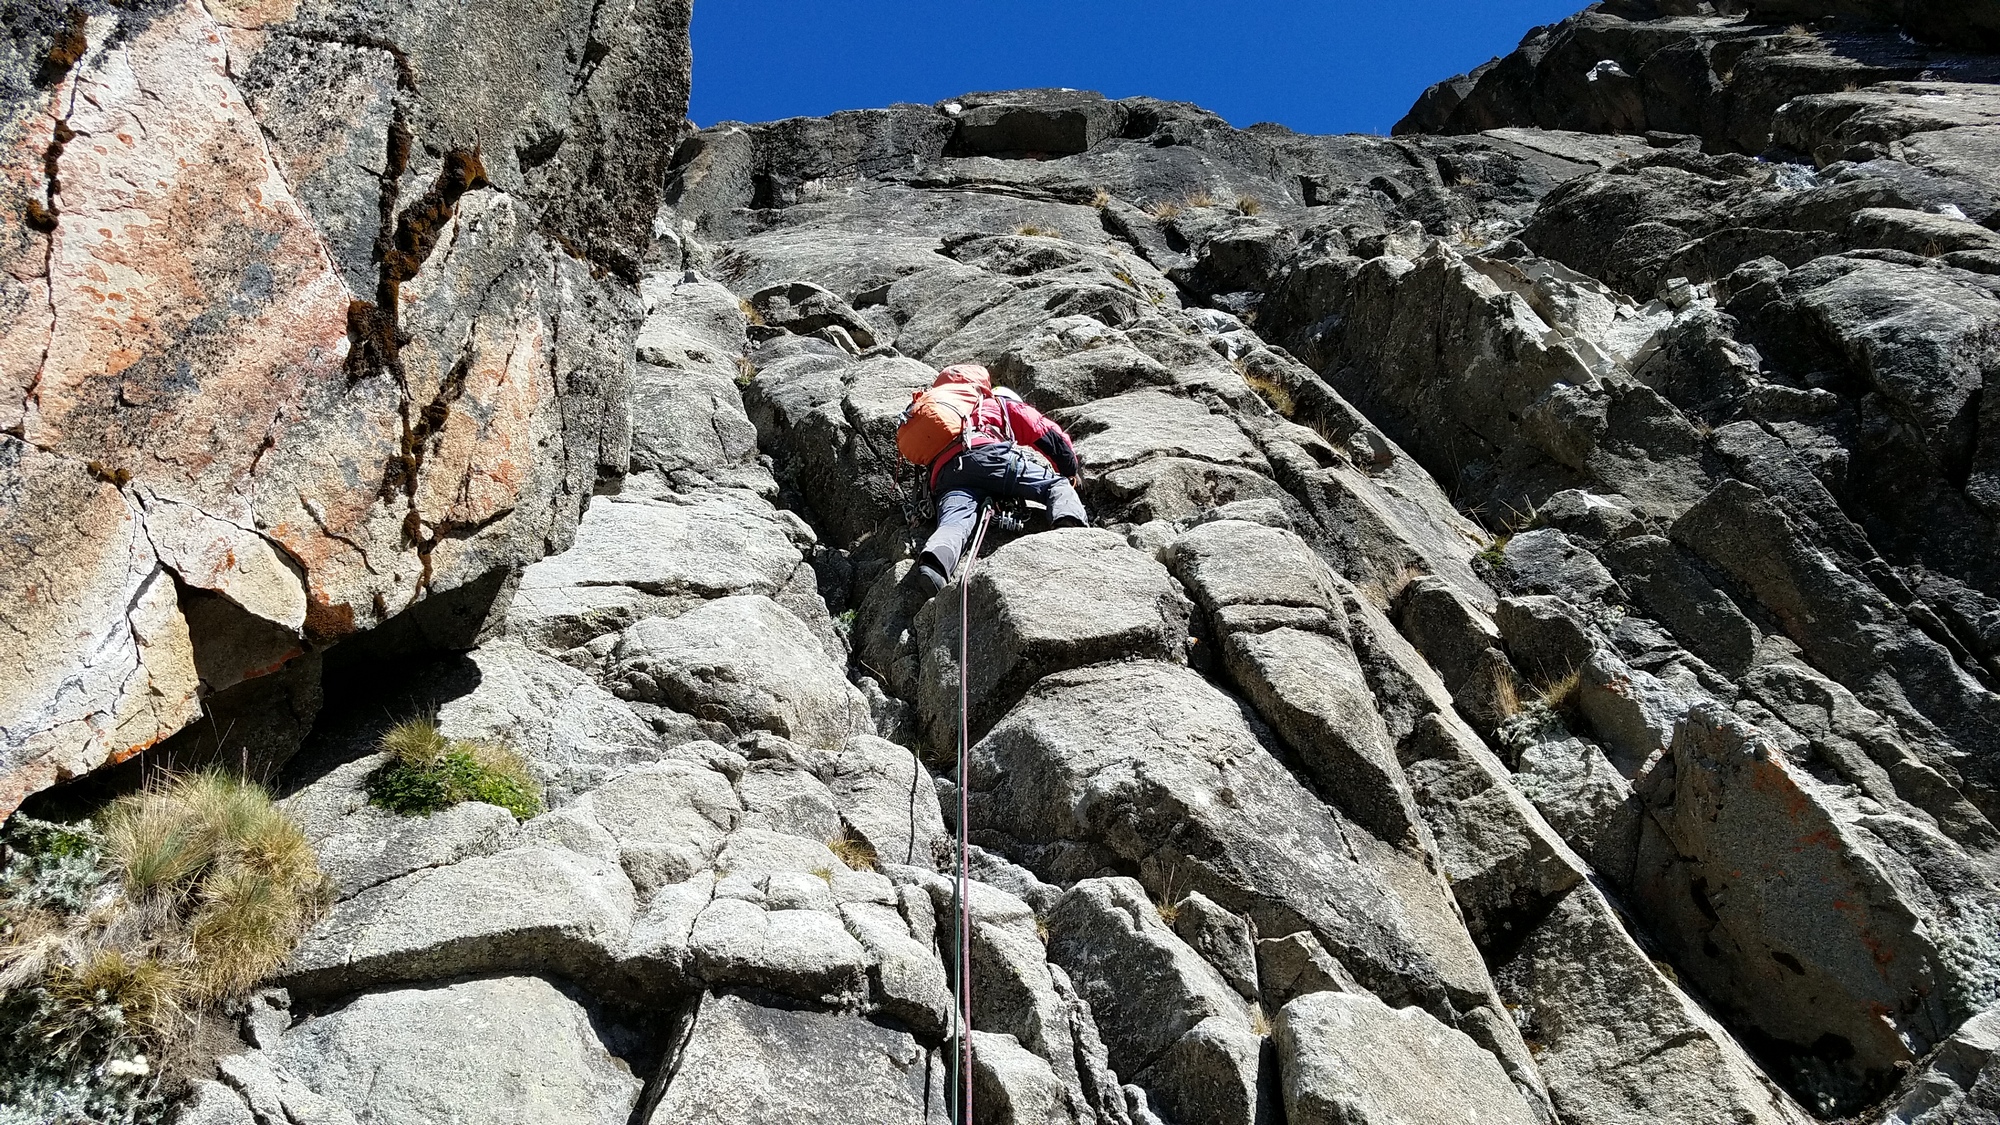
[945,500,997,1125]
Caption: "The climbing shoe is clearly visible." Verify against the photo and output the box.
[917,561,949,593]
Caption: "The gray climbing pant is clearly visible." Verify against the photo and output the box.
[920,443,1086,578]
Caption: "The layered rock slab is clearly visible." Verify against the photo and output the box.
[240,976,642,1125]
[647,992,943,1124]
[1273,990,1538,1125]
[967,661,1542,1108]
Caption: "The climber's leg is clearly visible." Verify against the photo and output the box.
[920,485,980,589]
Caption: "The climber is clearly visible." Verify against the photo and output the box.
[897,363,1087,593]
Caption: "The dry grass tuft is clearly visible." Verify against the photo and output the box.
[1238,361,1296,418]
[377,717,450,767]
[0,772,327,1117]
[828,832,878,872]
[1236,195,1262,215]
[1491,663,1524,721]
[1185,189,1216,208]
[1146,199,1183,221]
[42,948,189,1048]
[104,772,328,1002]
[1534,666,1587,729]
[1091,188,1112,210]
[1249,1002,1274,1037]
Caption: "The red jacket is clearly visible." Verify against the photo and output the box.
[927,364,1081,484]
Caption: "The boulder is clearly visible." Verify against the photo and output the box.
[1256,932,1360,1011]
[1133,1015,1275,1125]
[991,318,1178,409]
[628,273,769,494]
[826,734,950,870]
[280,846,637,998]
[688,897,869,1004]
[1171,891,1261,1002]
[1600,535,1757,676]
[572,761,742,896]
[1220,624,1424,846]
[299,788,521,901]
[1672,480,2000,809]
[1501,529,1624,607]
[508,490,812,649]
[0,0,690,808]
[273,976,642,1125]
[608,595,872,749]
[1044,877,1249,1075]
[972,1031,1077,1125]
[749,280,879,349]
[916,529,1191,752]
[1399,714,1585,947]
[1273,990,1539,1125]
[433,639,699,801]
[648,992,939,1124]
[947,89,1125,158]
[1876,1006,2000,1125]
[843,900,954,1037]
[1492,885,1812,1125]
[1055,389,1268,473]
[1631,704,1986,1110]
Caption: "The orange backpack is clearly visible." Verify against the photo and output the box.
[896,381,991,466]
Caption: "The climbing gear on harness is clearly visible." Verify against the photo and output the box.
[945,500,997,1125]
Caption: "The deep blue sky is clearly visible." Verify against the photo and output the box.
[690,1,1583,137]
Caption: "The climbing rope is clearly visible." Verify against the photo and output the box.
[946,501,996,1125]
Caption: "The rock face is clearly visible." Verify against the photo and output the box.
[15,2,2000,1125]
[0,0,692,813]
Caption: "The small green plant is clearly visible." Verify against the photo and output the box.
[734,355,758,387]
[367,719,544,821]
[1476,533,1512,569]
[0,818,104,915]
